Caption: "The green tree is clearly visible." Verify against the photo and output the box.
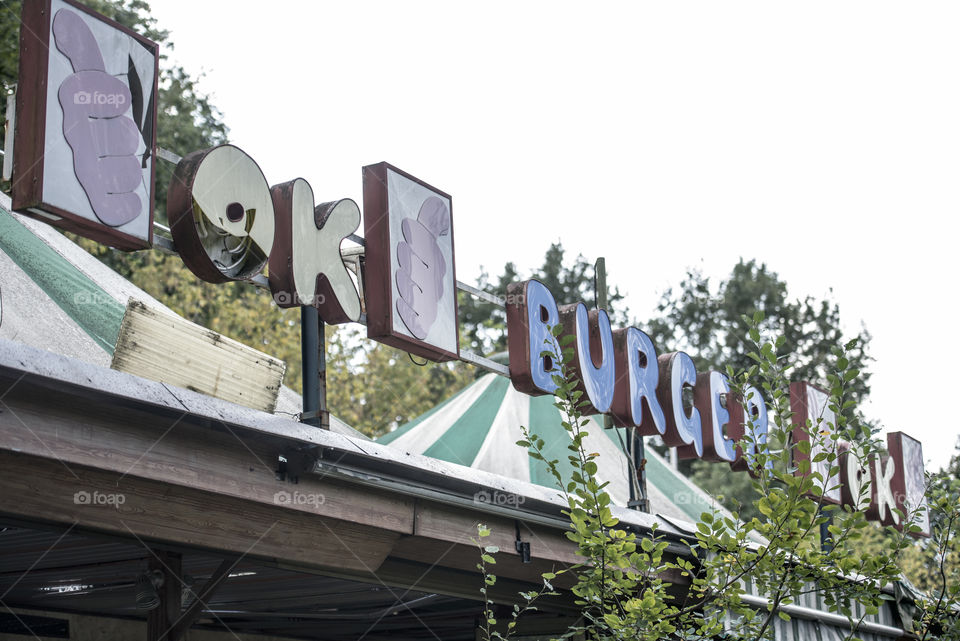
[645,259,873,521]
[647,259,872,406]
[325,326,475,438]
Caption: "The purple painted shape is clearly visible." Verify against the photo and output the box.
[53,9,142,227]
[395,196,450,340]
[52,9,105,72]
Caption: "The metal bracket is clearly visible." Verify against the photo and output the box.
[514,521,531,563]
[300,409,329,425]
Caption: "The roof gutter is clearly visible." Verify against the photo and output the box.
[310,458,695,557]
[738,593,904,637]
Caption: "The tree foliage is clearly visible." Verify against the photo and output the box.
[645,259,873,522]
[325,326,474,438]
[647,258,872,407]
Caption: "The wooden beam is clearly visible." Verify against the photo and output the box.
[167,558,232,641]
[412,502,582,566]
[0,381,416,536]
[0,376,587,569]
[389,536,578,590]
[0,451,400,574]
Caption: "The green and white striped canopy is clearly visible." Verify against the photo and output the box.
[377,373,727,524]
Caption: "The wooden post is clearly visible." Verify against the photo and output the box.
[167,559,234,641]
[146,550,181,641]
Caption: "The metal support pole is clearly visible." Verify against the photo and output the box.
[300,306,329,429]
[628,428,650,513]
[819,507,834,552]
[594,258,649,512]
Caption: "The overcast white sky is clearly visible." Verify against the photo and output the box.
[148,1,960,471]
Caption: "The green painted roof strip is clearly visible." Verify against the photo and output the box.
[377,375,480,445]
[527,395,578,491]
[422,375,510,467]
[0,207,125,353]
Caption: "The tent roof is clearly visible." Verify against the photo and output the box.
[378,372,730,524]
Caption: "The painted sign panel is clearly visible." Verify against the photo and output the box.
[12,0,158,250]
[362,162,458,362]
[886,431,931,536]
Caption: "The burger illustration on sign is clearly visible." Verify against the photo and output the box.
[395,196,451,340]
[363,163,459,362]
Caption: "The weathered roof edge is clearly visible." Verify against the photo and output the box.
[0,337,681,536]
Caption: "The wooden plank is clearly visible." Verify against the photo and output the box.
[111,300,285,412]
[0,383,416,536]
[413,502,582,566]
[0,451,399,574]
